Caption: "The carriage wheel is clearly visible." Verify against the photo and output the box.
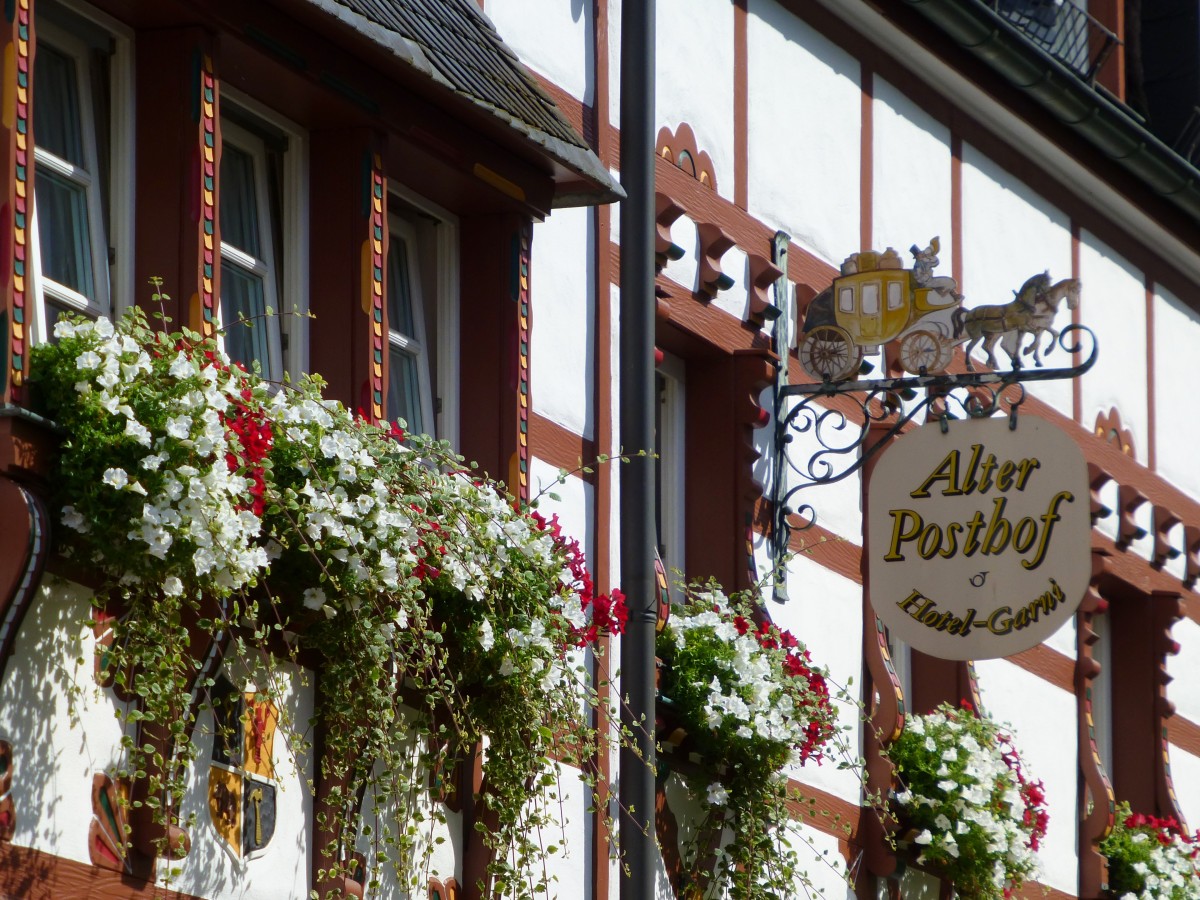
[799,326,862,381]
[898,330,951,374]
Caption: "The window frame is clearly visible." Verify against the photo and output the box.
[216,93,308,382]
[655,352,687,572]
[386,188,459,447]
[385,215,436,437]
[29,13,125,338]
[217,118,283,382]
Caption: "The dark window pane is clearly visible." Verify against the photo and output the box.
[387,347,423,434]
[34,44,84,165]
[220,145,260,258]
[36,169,93,298]
[220,261,270,373]
[386,235,415,337]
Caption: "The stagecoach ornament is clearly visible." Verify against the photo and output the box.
[798,239,964,381]
[769,239,1098,596]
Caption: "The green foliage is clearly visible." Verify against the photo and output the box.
[655,582,841,899]
[31,306,627,897]
[1100,802,1200,900]
[888,703,1047,900]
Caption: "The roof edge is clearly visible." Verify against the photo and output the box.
[901,0,1200,225]
[293,0,622,206]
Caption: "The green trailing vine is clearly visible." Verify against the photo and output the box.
[31,304,628,897]
[655,581,845,900]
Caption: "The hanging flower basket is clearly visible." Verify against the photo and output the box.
[29,307,627,893]
[887,702,1048,900]
[654,582,839,900]
[1100,802,1200,900]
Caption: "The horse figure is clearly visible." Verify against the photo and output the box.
[960,273,1080,370]
[1000,276,1081,366]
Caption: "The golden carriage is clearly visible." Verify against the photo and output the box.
[798,248,963,381]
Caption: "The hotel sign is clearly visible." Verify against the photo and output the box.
[866,416,1090,660]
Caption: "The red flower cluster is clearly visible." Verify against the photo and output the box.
[732,612,833,762]
[997,732,1050,851]
[223,388,274,517]
[1124,811,1200,852]
[528,510,627,647]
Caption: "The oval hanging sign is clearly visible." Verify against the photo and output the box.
[866,416,1090,660]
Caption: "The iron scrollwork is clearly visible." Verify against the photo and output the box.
[769,323,1098,587]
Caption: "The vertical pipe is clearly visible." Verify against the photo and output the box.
[618,0,656,898]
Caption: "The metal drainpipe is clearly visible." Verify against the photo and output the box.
[618,0,656,897]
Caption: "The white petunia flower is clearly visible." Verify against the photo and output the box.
[303,587,327,610]
[102,467,129,489]
[706,783,729,806]
[163,576,183,597]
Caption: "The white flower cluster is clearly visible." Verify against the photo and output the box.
[57,318,268,590]
[1118,832,1200,900]
[893,709,1041,894]
[669,589,811,756]
[49,315,608,676]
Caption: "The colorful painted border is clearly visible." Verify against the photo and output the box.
[369,153,384,422]
[8,0,31,400]
[199,54,216,336]
[516,223,531,503]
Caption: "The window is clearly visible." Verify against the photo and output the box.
[30,5,132,339]
[386,216,434,436]
[384,194,458,444]
[655,354,686,572]
[219,119,284,380]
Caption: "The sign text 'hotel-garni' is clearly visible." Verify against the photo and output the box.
[866,416,1090,660]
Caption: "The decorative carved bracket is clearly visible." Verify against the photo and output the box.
[1077,552,1115,898]
[1152,590,1188,829]
[696,223,736,299]
[654,192,685,272]
[746,254,783,326]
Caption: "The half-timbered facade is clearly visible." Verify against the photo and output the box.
[2,0,1200,898]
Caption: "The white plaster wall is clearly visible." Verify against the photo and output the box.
[607,0,621,130]
[608,282,622,590]
[1168,618,1200,727]
[0,578,126,864]
[355,732,461,896]
[1170,745,1200,833]
[531,457,595,570]
[871,77,953,267]
[1078,232,1147,458]
[484,0,593,105]
[766,552,865,805]
[531,206,596,440]
[973,659,1078,895]
[1153,284,1200,501]
[746,0,861,266]
[778,821,853,900]
[960,145,1073,416]
[540,762,593,896]
[1044,616,1077,661]
[663,214,699,293]
[171,661,314,899]
[710,246,753,323]
[655,0,736,203]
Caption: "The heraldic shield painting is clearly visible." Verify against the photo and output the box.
[208,677,279,859]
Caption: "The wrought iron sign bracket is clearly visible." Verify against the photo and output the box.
[768,324,1098,601]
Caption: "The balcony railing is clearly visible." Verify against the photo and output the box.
[989,0,1120,84]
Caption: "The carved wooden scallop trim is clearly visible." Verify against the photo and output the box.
[1077,551,1115,897]
[1095,408,1135,458]
[656,123,717,192]
[696,222,736,300]
[1153,590,1188,829]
